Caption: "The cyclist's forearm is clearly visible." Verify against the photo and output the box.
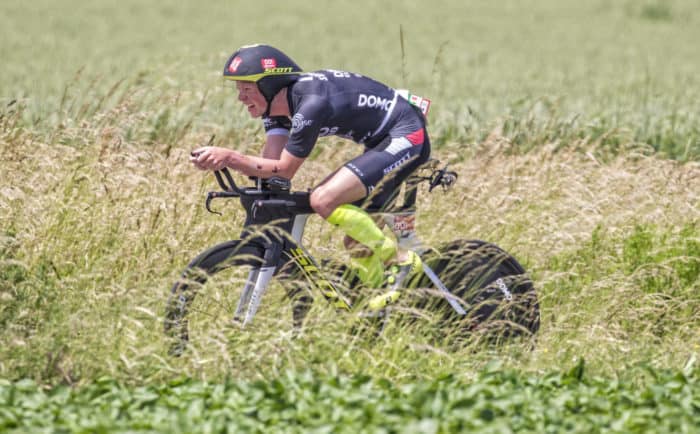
[228,150,302,179]
[229,153,280,177]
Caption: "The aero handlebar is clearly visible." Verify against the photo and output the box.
[193,132,457,215]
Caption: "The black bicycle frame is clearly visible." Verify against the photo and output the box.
[207,165,464,327]
[209,171,352,327]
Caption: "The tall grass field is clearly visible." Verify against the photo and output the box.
[1,0,698,432]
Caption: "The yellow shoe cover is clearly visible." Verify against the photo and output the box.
[350,254,385,288]
[368,290,402,310]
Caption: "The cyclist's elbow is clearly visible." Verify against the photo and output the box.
[276,166,297,180]
[277,151,305,179]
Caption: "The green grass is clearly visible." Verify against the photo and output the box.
[1,0,699,431]
[3,363,700,433]
[2,0,699,160]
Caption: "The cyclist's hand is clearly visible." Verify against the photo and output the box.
[190,146,237,171]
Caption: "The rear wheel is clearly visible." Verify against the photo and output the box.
[411,239,540,342]
[323,239,540,343]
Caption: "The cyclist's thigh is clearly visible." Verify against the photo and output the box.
[310,166,367,218]
[347,134,430,210]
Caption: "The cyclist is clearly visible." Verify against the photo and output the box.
[190,44,430,304]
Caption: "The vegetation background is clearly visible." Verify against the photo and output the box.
[1,0,698,431]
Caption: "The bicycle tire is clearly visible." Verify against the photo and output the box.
[287,241,537,343]
[164,239,266,356]
[410,239,540,341]
[300,239,540,342]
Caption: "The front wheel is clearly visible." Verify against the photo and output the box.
[163,240,266,356]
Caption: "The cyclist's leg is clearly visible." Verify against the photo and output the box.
[311,117,430,291]
[321,161,384,258]
[309,169,394,288]
[358,129,430,296]
[310,167,398,263]
[314,138,426,255]
[343,216,384,257]
[354,129,431,259]
[361,127,431,212]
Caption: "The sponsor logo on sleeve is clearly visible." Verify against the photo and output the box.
[292,113,313,133]
[319,126,340,137]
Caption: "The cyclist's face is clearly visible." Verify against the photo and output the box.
[236,82,266,117]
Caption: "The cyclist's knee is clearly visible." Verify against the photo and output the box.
[309,187,337,219]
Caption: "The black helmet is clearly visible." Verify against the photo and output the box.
[223,44,302,107]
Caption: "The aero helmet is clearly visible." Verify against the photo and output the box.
[223,44,302,112]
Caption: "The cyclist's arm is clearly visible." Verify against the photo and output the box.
[190,145,304,179]
[261,115,291,159]
[241,123,297,177]
[238,99,325,178]
[228,113,322,177]
[227,149,304,179]
[261,133,287,159]
[192,103,320,178]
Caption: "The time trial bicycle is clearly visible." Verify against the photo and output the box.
[164,161,540,356]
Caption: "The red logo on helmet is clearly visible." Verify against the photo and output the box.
[228,56,242,73]
[261,58,277,70]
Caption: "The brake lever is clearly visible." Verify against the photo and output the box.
[205,191,239,215]
[205,192,221,216]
